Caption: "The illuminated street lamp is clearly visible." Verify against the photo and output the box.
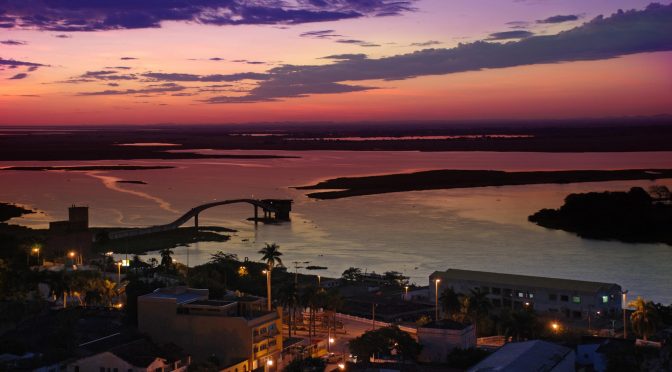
[551,321,560,333]
[116,261,122,284]
[32,246,40,265]
[434,278,441,321]
[68,250,77,265]
[404,285,409,299]
[265,358,274,372]
[337,362,345,370]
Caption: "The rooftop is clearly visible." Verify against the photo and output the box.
[421,319,472,331]
[188,300,234,307]
[432,269,620,293]
[468,340,572,372]
[140,287,208,304]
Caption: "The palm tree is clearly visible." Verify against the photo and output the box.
[439,287,461,320]
[301,285,323,338]
[324,289,344,337]
[498,308,538,342]
[258,243,283,311]
[159,248,174,272]
[278,281,299,338]
[462,288,493,336]
[628,296,660,340]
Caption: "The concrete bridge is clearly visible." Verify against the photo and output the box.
[108,199,292,240]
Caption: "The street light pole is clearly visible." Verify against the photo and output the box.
[622,290,629,339]
[372,303,377,330]
[434,279,441,321]
[264,269,272,311]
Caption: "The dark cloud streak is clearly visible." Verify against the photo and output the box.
[0,0,417,31]
[200,4,672,103]
[487,30,535,40]
[538,14,580,24]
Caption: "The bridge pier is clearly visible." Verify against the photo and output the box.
[194,213,199,230]
[254,205,258,226]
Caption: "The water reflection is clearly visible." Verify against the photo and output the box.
[1,150,671,303]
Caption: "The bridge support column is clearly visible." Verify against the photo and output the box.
[254,205,258,226]
[194,213,199,230]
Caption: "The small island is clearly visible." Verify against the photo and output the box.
[93,226,235,254]
[298,169,672,199]
[1,165,174,172]
[116,180,148,185]
[529,186,672,245]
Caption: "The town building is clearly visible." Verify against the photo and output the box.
[138,286,283,370]
[469,340,575,372]
[67,337,190,372]
[417,320,476,363]
[47,205,93,262]
[430,269,622,319]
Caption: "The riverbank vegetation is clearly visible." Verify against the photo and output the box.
[92,226,234,255]
[529,186,672,245]
[298,169,672,199]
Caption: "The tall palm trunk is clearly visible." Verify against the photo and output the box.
[288,304,292,338]
[266,265,272,311]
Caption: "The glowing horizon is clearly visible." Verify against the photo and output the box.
[1,0,671,125]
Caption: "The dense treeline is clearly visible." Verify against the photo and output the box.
[529,186,672,245]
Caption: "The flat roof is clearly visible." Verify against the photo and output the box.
[141,289,206,304]
[421,319,471,331]
[432,269,619,293]
[469,340,572,372]
[188,300,234,307]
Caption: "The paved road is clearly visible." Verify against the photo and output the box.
[281,313,385,370]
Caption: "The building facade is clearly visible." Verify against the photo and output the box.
[66,337,190,372]
[430,269,622,319]
[138,287,283,370]
[417,320,476,363]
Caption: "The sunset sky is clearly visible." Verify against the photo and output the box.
[1,0,671,125]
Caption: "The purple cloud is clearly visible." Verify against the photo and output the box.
[200,3,672,103]
[8,72,28,79]
[0,58,45,67]
[0,0,416,31]
[1,39,26,45]
[143,72,269,82]
[336,39,380,47]
[77,83,186,96]
[538,14,581,24]
[410,40,442,47]
[300,29,342,38]
[487,30,535,40]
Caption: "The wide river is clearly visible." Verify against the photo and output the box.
[2,150,671,304]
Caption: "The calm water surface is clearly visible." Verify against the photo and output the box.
[1,151,671,303]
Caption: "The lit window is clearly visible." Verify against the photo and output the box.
[529,293,534,299]
[518,292,524,298]
[572,296,581,304]
[602,295,609,303]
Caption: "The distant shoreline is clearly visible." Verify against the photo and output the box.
[297,169,672,199]
[1,165,174,171]
[2,121,672,161]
